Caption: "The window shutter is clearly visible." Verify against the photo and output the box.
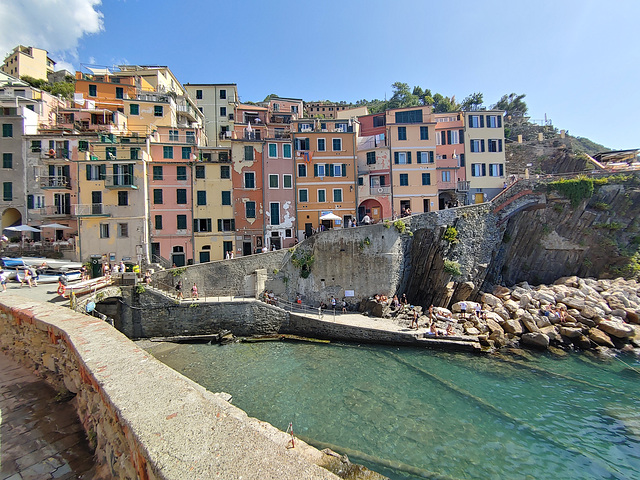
[499,164,504,176]
[86,165,91,180]
[231,219,235,230]
[48,165,54,176]
[27,195,34,209]
[342,164,347,177]
[314,164,318,177]
[64,194,71,214]
[459,129,464,143]
[498,139,503,152]
[447,130,452,145]
[328,163,333,177]
[394,152,399,164]
[99,164,106,179]
[63,165,70,178]
[407,151,412,164]
[481,140,485,152]
[193,219,198,232]
[217,219,222,231]
[480,115,484,128]
[482,164,486,176]
[416,151,421,163]
[498,115,502,128]
[429,151,434,163]
[426,173,431,185]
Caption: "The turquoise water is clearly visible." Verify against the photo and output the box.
[148,341,640,480]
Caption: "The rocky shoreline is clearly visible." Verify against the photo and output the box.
[363,276,640,355]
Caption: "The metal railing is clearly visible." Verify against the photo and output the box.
[149,280,249,302]
[40,176,71,189]
[73,204,112,216]
[104,175,137,188]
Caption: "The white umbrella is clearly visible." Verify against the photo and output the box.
[6,225,41,232]
[319,212,341,221]
[39,223,71,229]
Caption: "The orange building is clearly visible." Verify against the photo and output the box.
[434,112,467,208]
[292,118,357,238]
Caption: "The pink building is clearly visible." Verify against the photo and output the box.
[434,113,468,208]
[356,113,392,222]
[148,126,200,266]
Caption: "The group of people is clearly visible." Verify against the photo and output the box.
[174,280,199,300]
[263,290,278,305]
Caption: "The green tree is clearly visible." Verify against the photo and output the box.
[263,94,279,102]
[388,82,419,109]
[461,92,484,111]
[49,82,75,100]
[492,93,528,117]
[432,93,459,113]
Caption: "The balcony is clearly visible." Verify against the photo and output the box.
[104,175,138,189]
[73,204,112,217]
[40,176,71,190]
[369,186,391,195]
[457,181,470,192]
[243,131,261,141]
[40,150,70,160]
[177,104,199,121]
[273,131,291,139]
[40,205,72,217]
[219,131,233,140]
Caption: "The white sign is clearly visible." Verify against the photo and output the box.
[344,290,355,297]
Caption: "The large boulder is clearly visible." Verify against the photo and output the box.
[598,319,635,338]
[452,281,475,302]
[589,329,615,348]
[563,297,585,310]
[558,326,582,339]
[485,318,505,335]
[503,299,520,315]
[521,332,550,349]
[492,285,511,298]
[503,319,524,335]
[492,306,510,322]
[625,309,640,324]
[481,293,501,308]
[520,312,540,333]
[539,325,561,341]
[554,276,579,287]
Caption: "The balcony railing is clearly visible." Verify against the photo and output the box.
[457,181,470,192]
[73,204,112,216]
[243,132,261,140]
[41,150,70,159]
[369,186,391,195]
[104,175,137,189]
[40,176,71,189]
[40,205,72,217]
[177,104,198,121]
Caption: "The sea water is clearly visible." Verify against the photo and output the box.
[147,341,640,480]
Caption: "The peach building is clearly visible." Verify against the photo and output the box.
[434,112,467,208]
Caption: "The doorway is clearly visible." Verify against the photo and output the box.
[171,246,185,267]
[305,223,313,238]
[243,241,252,256]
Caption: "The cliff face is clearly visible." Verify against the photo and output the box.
[485,176,640,288]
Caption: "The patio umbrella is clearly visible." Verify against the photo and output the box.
[39,223,71,229]
[5,225,41,253]
[319,212,341,221]
[6,225,41,233]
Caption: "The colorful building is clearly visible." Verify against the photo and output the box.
[462,110,507,203]
[434,112,467,208]
[387,106,438,216]
[1,45,55,81]
[356,112,392,223]
[292,118,358,238]
[184,83,238,147]
[194,146,234,261]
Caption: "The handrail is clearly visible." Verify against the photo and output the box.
[149,280,248,302]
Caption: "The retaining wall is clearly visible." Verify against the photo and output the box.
[0,295,341,479]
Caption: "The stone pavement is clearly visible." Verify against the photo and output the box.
[0,352,97,480]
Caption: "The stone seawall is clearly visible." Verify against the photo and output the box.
[283,313,422,345]
[0,295,343,479]
[119,288,288,338]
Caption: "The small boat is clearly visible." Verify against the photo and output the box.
[63,276,111,298]
[35,269,82,284]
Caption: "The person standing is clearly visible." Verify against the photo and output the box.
[459,300,467,319]
[191,283,199,300]
[331,296,336,310]
[175,280,183,300]
[0,269,7,292]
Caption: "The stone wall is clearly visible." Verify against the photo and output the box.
[283,313,421,345]
[0,295,343,479]
[152,249,288,297]
[118,288,288,338]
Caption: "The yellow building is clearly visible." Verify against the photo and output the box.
[387,106,438,215]
[462,110,507,203]
[184,84,238,147]
[75,134,150,264]
[1,45,55,81]
[193,147,234,261]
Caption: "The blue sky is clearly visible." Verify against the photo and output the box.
[2,0,638,150]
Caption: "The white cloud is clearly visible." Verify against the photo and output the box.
[0,0,103,68]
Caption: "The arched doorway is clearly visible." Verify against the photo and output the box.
[438,191,458,210]
[1,207,22,231]
[358,199,383,223]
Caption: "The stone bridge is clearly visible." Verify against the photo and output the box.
[490,179,547,225]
